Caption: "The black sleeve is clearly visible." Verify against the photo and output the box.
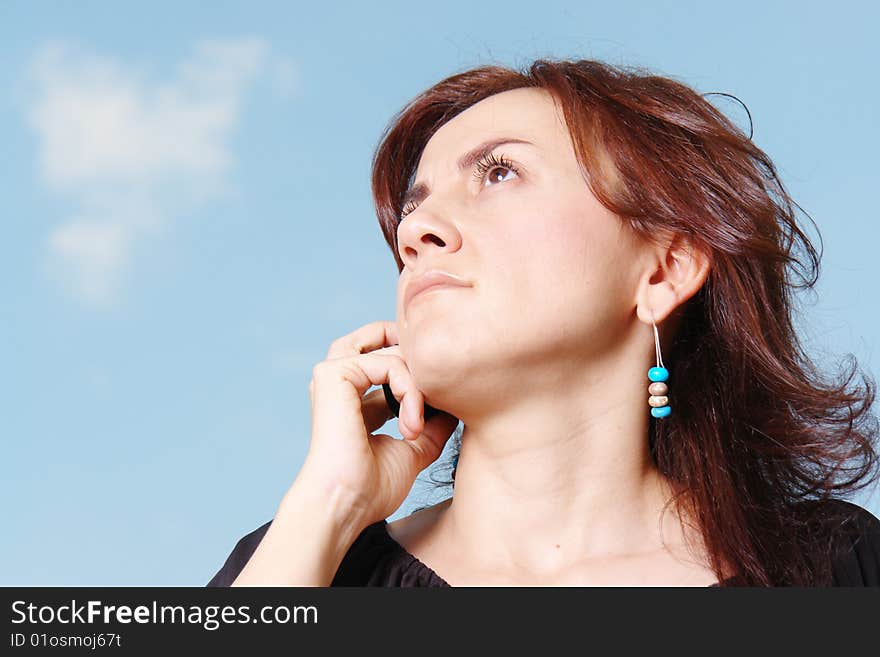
[206,520,273,587]
[828,501,880,586]
[205,518,400,587]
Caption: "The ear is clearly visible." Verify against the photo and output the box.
[635,233,711,325]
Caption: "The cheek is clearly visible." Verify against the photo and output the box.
[492,191,632,332]
[501,191,612,285]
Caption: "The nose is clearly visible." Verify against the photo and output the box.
[396,200,463,269]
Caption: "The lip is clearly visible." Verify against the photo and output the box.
[404,270,471,309]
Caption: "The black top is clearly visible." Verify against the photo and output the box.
[206,499,880,587]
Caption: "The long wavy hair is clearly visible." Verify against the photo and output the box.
[369,58,879,586]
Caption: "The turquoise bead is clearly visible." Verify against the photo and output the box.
[648,366,669,382]
[651,405,671,418]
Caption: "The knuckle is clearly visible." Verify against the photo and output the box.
[312,361,330,379]
[388,359,407,388]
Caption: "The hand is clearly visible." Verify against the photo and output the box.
[296,320,459,527]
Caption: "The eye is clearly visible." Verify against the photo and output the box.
[397,151,521,222]
[471,151,520,187]
[399,199,418,221]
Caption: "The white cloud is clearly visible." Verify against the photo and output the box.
[26,37,274,306]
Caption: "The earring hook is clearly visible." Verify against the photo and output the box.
[651,309,664,369]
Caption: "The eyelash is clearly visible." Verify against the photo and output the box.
[398,152,520,221]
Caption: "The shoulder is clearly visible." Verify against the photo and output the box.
[810,498,880,540]
[206,519,272,587]
[808,498,880,586]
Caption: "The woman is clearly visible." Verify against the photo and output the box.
[208,58,880,587]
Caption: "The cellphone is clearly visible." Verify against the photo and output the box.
[382,382,442,422]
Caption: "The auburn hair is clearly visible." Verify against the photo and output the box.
[369,58,879,585]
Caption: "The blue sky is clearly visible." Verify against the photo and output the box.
[2,1,878,585]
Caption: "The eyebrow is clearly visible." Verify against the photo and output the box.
[400,137,534,210]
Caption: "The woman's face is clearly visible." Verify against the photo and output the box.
[394,87,647,414]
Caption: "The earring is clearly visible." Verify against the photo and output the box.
[648,310,671,418]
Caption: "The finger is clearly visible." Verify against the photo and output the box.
[361,387,395,433]
[312,352,424,437]
[326,320,399,360]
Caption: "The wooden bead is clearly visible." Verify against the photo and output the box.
[648,395,668,407]
[648,382,668,396]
